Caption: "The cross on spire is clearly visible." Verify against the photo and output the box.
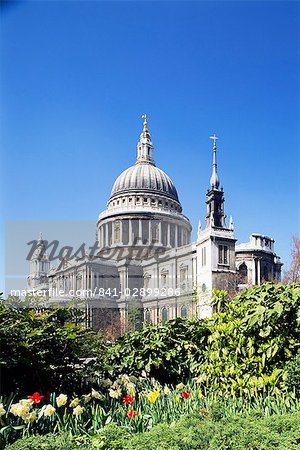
[209,133,220,190]
[209,134,218,148]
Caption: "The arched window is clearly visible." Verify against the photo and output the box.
[144,274,151,289]
[145,309,151,324]
[181,305,187,318]
[238,263,248,284]
[161,270,168,286]
[161,307,168,325]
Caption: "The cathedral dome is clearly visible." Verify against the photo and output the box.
[97,116,192,253]
[110,163,179,202]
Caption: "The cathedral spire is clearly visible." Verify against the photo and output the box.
[205,134,226,228]
[209,134,220,190]
[136,114,155,165]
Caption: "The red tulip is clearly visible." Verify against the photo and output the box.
[123,394,135,405]
[181,391,191,399]
[27,392,44,404]
[126,409,138,418]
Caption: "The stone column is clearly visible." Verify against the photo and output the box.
[105,223,109,247]
[90,268,93,289]
[175,224,178,248]
[258,259,261,285]
[159,221,162,246]
[252,259,256,285]
[101,226,104,248]
[120,220,123,245]
[148,220,152,244]
[129,219,133,245]
[167,223,171,247]
[138,219,142,243]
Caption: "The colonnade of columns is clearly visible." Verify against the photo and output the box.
[98,218,190,249]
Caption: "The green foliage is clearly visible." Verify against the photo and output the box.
[6,412,300,450]
[199,283,300,395]
[121,413,300,450]
[286,352,300,395]
[127,298,143,331]
[5,433,89,450]
[101,318,210,383]
[100,284,300,393]
[0,302,101,396]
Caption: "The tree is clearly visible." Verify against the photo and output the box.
[127,298,143,331]
[284,235,300,284]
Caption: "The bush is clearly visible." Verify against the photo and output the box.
[5,412,300,450]
[0,303,101,396]
[199,283,300,395]
[100,283,300,393]
[286,352,300,394]
[101,317,210,384]
[5,433,89,450]
[111,413,300,450]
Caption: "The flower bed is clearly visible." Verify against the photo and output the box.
[1,376,300,448]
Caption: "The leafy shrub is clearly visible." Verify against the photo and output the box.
[4,433,88,450]
[286,352,300,394]
[101,317,210,383]
[199,283,300,395]
[111,412,300,450]
[7,413,300,450]
[0,303,101,396]
[100,283,300,393]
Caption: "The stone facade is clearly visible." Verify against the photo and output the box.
[27,118,282,332]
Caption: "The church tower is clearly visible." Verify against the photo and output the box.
[196,135,236,317]
[27,233,50,291]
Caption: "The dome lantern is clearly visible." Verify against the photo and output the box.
[136,114,155,165]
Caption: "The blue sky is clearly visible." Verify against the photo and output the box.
[1,0,299,284]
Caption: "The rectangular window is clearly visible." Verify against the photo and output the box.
[224,246,228,264]
[201,247,206,266]
[218,245,228,264]
[180,268,187,283]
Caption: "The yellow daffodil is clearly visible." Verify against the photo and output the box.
[10,403,20,416]
[126,382,136,395]
[56,394,68,407]
[109,388,121,399]
[163,386,171,395]
[82,393,92,404]
[20,399,33,408]
[146,388,161,404]
[70,398,79,408]
[0,403,6,417]
[198,390,203,399]
[10,403,29,417]
[175,395,181,402]
[120,374,130,385]
[73,405,84,416]
[91,388,103,400]
[43,404,56,417]
[23,411,36,423]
